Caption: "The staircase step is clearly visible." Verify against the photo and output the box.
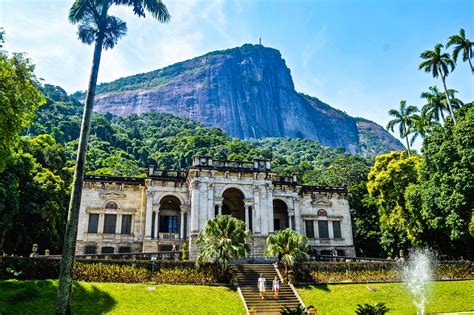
[233,264,301,314]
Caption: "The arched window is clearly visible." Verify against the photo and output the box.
[317,209,327,216]
[105,201,118,209]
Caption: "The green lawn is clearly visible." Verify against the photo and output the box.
[0,280,246,314]
[297,280,474,315]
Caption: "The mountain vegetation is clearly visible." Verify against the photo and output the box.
[76,44,404,156]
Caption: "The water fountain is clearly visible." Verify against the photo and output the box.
[403,248,435,315]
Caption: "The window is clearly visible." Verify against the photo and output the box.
[101,247,114,254]
[103,214,117,234]
[118,247,131,253]
[87,213,99,233]
[85,246,96,254]
[121,215,132,234]
[318,220,329,239]
[305,220,315,238]
[333,221,342,239]
[159,215,178,233]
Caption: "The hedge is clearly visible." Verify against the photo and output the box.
[0,257,221,284]
[292,261,474,284]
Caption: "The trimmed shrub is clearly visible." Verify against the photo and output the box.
[294,261,473,284]
[0,257,222,284]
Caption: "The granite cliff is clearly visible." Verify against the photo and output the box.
[86,44,403,156]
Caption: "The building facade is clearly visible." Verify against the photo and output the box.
[76,156,356,258]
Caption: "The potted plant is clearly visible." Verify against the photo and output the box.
[248,306,257,315]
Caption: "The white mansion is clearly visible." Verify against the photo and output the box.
[76,156,355,259]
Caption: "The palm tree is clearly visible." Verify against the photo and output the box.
[196,215,251,281]
[265,228,309,282]
[56,1,170,314]
[421,86,447,123]
[447,28,474,74]
[409,112,437,146]
[386,100,419,156]
[419,43,457,125]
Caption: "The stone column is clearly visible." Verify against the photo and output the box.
[253,186,261,234]
[288,214,293,230]
[154,209,160,239]
[328,220,334,239]
[190,181,200,233]
[116,214,122,235]
[217,204,222,216]
[245,206,250,230]
[145,191,154,239]
[294,199,302,233]
[98,213,105,234]
[180,208,185,239]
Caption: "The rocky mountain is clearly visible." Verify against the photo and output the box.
[83,44,403,156]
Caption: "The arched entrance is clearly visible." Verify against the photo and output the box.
[222,188,245,221]
[273,199,289,231]
[153,195,182,240]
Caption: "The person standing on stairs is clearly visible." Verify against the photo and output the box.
[258,274,266,299]
[272,276,280,300]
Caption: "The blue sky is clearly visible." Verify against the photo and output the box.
[1,0,473,148]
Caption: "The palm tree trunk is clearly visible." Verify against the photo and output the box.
[440,109,445,123]
[441,75,457,125]
[55,33,105,315]
[468,58,474,74]
[405,135,411,156]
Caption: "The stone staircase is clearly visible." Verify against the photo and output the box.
[234,264,302,315]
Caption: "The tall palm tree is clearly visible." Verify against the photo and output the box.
[56,1,170,314]
[265,228,309,282]
[196,215,251,281]
[421,86,447,123]
[419,43,457,125]
[447,28,474,74]
[386,100,419,156]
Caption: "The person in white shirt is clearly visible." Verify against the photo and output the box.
[257,274,266,299]
[272,276,280,300]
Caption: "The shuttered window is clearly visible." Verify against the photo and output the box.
[333,221,342,239]
[121,215,132,234]
[318,221,329,239]
[103,214,116,234]
[305,220,315,238]
[87,214,99,233]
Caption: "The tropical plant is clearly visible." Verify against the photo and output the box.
[195,215,251,281]
[56,1,170,314]
[419,43,457,124]
[386,100,418,156]
[280,305,315,315]
[447,28,473,73]
[409,112,436,146]
[421,86,448,123]
[265,228,309,281]
[355,303,390,315]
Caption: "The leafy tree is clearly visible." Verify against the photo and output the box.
[0,52,45,172]
[367,151,421,257]
[348,182,383,257]
[447,28,473,74]
[419,43,457,124]
[57,1,170,313]
[196,215,251,281]
[0,135,69,255]
[265,228,309,281]
[386,100,418,156]
[407,105,474,257]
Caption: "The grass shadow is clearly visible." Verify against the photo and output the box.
[296,283,331,292]
[0,280,116,314]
